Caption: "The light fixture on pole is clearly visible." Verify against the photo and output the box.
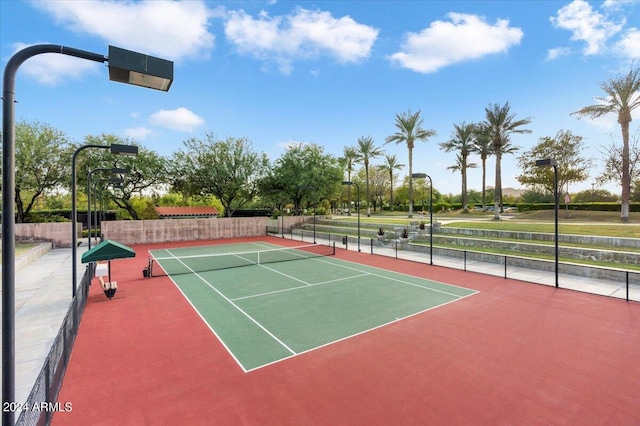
[88,168,129,248]
[87,168,129,249]
[535,158,559,288]
[2,43,172,426]
[342,181,361,252]
[93,177,124,243]
[72,144,138,299]
[412,173,433,265]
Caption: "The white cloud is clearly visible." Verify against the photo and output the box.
[149,107,204,132]
[31,0,215,62]
[618,28,640,58]
[603,0,640,10]
[546,46,572,61]
[387,13,523,73]
[550,0,623,55]
[124,127,152,140]
[11,42,101,86]
[223,7,378,74]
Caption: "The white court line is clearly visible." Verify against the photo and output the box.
[162,249,297,357]
[231,273,370,301]
[311,256,472,298]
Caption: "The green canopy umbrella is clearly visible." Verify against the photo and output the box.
[81,240,135,299]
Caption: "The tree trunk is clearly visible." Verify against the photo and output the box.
[365,163,371,217]
[620,118,631,222]
[389,171,394,211]
[15,187,24,223]
[494,150,502,220]
[482,155,487,210]
[408,147,414,218]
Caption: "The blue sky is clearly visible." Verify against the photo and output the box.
[1,0,639,196]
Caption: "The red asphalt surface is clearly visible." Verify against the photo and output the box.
[52,237,640,425]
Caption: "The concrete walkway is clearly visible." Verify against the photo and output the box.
[0,241,88,405]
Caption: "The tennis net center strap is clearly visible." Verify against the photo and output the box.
[148,242,335,277]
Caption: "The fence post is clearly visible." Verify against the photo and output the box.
[627,271,630,302]
[504,255,507,279]
[464,250,467,272]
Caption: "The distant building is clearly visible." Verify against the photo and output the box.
[155,206,219,219]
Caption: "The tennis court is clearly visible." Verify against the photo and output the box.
[148,242,477,371]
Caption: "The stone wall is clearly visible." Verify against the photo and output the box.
[102,217,269,245]
[9,223,80,248]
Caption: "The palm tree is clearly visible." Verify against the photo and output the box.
[355,136,384,216]
[385,109,436,217]
[341,146,358,215]
[439,122,477,212]
[472,124,493,211]
[572,66,640,222]
[482,102,532,220]
[379,154,405,211]
[446,153,478,210]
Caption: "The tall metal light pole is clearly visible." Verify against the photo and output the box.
[412,173,433,265]
[2,44,172,425]
[87,168,129,249]
[536,158,559,288]
[93,178,124,242]
[342,181,360,251]
[72,144,137,298]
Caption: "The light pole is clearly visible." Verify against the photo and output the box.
[536,158,559,288]
[87,168,128,249]
[72,144,137,298]
[412,173,433,265]
[93,177,124,244]
[2,44,172,424]
[342,181,360,251]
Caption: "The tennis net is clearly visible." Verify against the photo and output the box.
[147,242,335,277]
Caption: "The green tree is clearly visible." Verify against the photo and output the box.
[262,143,343,215]
[471,124,493,210]
[596,130,640,194]
[446,153,478,211]
[482,102,532,219]
[385,109,436,217]
[75,134,169,220]
[9,121,71,222]
[440,122,478,212]
[354,136,384,217]
[572,66,640,222]
[516,130,592,194]
[378,154,404,211]
[340,146,359,215]
[172,134,269,217]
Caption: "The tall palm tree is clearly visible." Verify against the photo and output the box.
[439,122,477,212]
[355,136,384,216]
[385,109,436,217]
[482,102,532,220]
[446,153,478,209]
[379,154,405,211]
[341,146,359,215]
[572,66,640,222]
[472,124,493,211]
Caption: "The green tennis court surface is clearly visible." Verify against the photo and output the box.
[149,242,477,372]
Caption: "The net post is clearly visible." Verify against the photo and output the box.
[332,241,335,255]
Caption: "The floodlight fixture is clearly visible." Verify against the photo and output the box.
[108,45,173,91]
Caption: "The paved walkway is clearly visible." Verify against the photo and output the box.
[2,233,638,411]
[0,241,88,405]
